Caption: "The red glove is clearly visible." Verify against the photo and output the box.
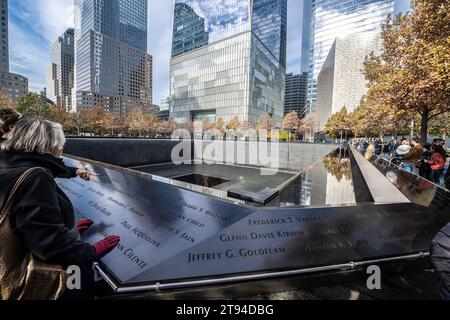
[77,220,94,233]
[92,236,120,258]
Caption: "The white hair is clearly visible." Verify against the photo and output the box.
[1,117,66,156]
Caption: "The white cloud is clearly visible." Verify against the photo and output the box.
[9,0,74,92]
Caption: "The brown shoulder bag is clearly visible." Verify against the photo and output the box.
[0,168,68,300]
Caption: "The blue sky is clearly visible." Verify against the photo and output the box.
[8,0,410,105]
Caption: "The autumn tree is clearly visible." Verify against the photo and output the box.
[67,110,90,136]
[300,113,319,142]
[350,98,412,140]
[0,92,15,109]
[362,0,450,143]
[226,116,241,131]
[17,93,51,119]
[47,105,71,131]
[429,112,450,139]
[324,106,352,139]
[256,113,272,131]
[157,119,178,137]
[103,112,124,136]
[85,106,111,135]
[125,107,152,136]
[215,117,225,133]
[282,111,301,141]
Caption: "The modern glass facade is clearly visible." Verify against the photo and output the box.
[252,0,287,68]
[306,0,395,114]
[171,3,209,57]
[170,0,286,125]
[172,0,251,53]
[316,31,382,130]
[73,0,152,117]
[46,28,75,111]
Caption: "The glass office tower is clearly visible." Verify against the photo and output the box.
[252,0,287,68]
[169,0,287,125]
[73,0,152,117]
[306,0,395,114]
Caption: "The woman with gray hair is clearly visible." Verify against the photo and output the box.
[1,107,95,181]
[0,117,120,299]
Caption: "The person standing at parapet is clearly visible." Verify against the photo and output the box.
[0,107,96,181]
[401,139,424,174]
[0,117,121,299]
[424,145,446,185]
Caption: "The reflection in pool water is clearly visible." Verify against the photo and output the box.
[280,148,357,207]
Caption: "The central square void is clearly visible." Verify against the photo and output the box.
[173,173,230,188]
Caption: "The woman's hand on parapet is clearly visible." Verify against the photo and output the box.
[92,236,121,258]
[77,219,94,233]
[76,168,99,181]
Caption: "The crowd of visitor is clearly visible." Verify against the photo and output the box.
[353,137,450,189]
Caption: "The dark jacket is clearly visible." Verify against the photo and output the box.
[0,150,96,267]
[431,223,450,293]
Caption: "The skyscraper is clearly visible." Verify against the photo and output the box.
[316,31,382,131]
[171,3,209,57]
[252,0,287,68]
[46,28,75,111]
[169,0,287,125]
[306,0,395,114]
[0,0,28,103]
[284,72,308,117]
[73,0,152,118]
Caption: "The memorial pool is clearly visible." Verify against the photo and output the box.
[60,141,450,296]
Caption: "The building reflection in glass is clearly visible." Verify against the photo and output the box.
[169,0,287,125]
[306,0,395,113]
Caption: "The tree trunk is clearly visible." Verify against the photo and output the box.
[420,110,429,145]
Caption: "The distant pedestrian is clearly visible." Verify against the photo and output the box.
[424,145,446,185]
[418,144,433,181]
[401,139,423,174]
[365,142,375,161]
[395,139,411,158]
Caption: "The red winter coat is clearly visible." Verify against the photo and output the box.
[428,153,446,171]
